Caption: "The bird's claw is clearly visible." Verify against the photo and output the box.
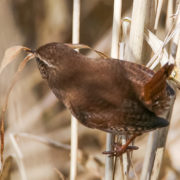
[102,145,139,157]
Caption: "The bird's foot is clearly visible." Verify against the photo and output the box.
[102,144,139,157]
[103,134,140,157]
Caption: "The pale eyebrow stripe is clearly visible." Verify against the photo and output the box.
[36,54,57,69]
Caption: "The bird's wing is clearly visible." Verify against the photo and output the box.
[110,60,174,115]
[63,59,174,130]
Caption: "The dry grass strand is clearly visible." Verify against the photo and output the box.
[0,52,34,166]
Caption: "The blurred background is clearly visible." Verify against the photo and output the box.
[0,0,180,179]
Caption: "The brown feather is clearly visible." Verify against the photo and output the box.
[35,43,174,134]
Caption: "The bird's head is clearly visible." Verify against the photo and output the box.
[29,42,78,80]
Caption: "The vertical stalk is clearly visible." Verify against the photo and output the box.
[166,0,174,32]
[154,0,163,31]
[110,0,122,59]
[124,0,148,178]
[119,19,132,179]
[72,0,80,44]
[126,0,148,63]
[9,134,27,180]
[105,0,122,180]
[150,4,180,180]
[70,0,80,180]
[142,0,156,64]
[141,3,180,180]
[105,133,115,180]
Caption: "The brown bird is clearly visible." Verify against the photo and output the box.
[30,42,175,155]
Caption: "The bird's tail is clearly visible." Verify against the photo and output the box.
[144,63,174,102]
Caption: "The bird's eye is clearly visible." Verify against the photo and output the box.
[36,57,49,79]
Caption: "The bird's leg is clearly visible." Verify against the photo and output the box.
[103,134,140,156]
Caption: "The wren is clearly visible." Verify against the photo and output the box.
[30,42,175,155]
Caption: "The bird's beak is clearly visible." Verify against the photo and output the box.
[25,48,36,56]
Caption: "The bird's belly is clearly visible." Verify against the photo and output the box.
[102,126,153,135]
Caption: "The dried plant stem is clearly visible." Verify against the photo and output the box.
[126,0,148,63]
[105,133,115,180]
[154,0,163,30]
[145,0,156,31]
[171,3,180,49]
[105,1,122,180]
[140,4,180,180]
[0,53,33,166]
[122,0,148,177]
[119,27,129,179]
[119,24,129,179]
[70,116,78,180]
[72,0,80,44]
[14,92,57,132]
[146,20,180,68]
[65,43,109,58]
[150,117,173,180]
[121,135,129,180]
[123,0,151,178]
[140,131,156,180]
[70,0,80,180]
[140,102,175,180]
[14,132,71,150]
[174,8,180,81]
[140,2,163,177]
[55,168,65,180]
[9,134,27,180]
[150,5,180,180]
[166,0,174,32]
[175,33,180,68]
[142,0,156,63]
[110,0,122,59]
